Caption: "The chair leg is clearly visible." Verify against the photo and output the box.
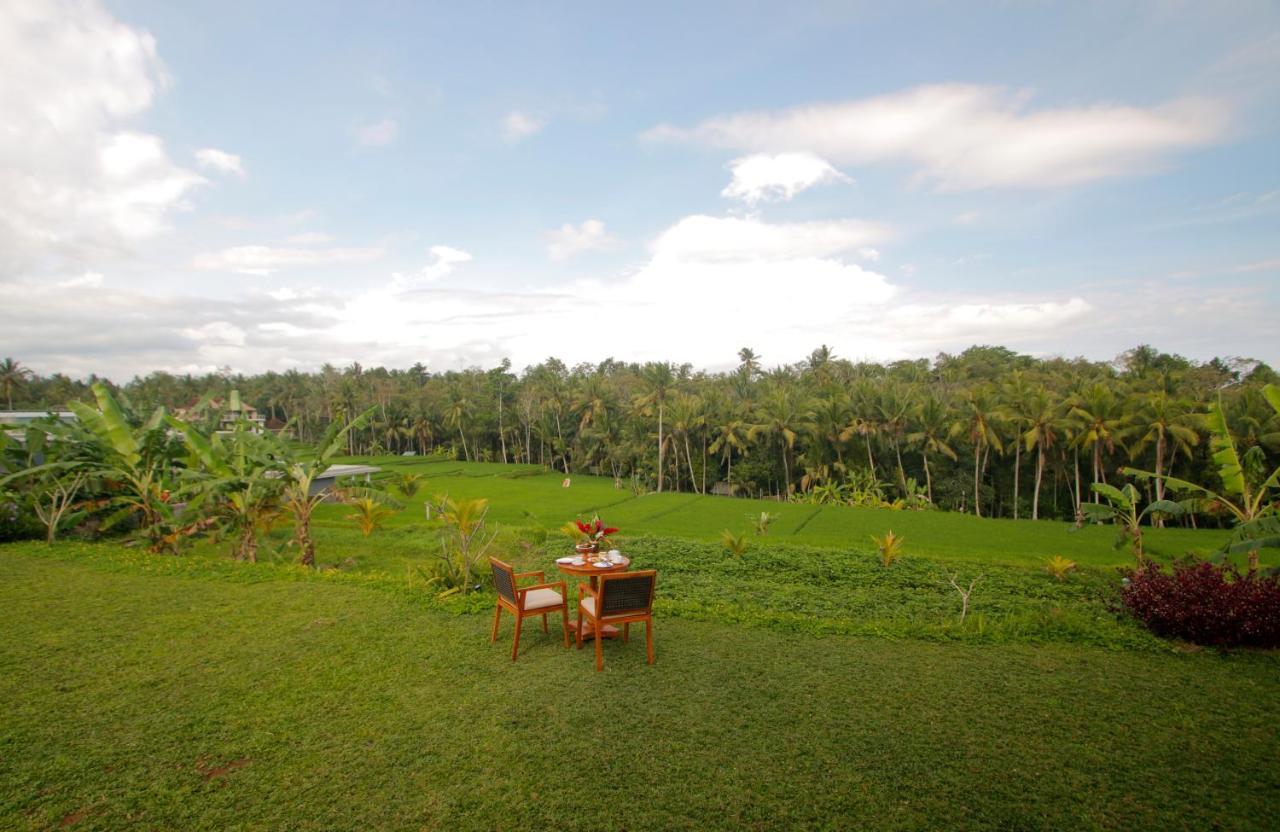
[576,605,584,649]
[594,623,604,672]
[511,613,523,661]
[490,603,502,642]
[646,619,654,665]
[560,605,570,648]
[541,612,549,633]
[623,622,630,643]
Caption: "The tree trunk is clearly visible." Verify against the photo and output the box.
[1154,433,1166,528]
[1032,444,1044,521]
[498,393,508,464]
[296,509,315,567]
[1013,440,1021,520]
[973,444,982,517]
[1073,448,1082,515]
[657,401,665,493]
[781,440,791,497]
[865,436,876,476]
[554,409,569,474]
[685,435,698,494]
[922,451,933,504]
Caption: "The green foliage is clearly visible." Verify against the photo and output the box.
[1079,482,1184,564]
[4,547,1279,831]
[720,528,750,558]
[872,530,904,567]
[750,510,777,535]
[1044,555,1078,581]
[392,472,423,499]
[344,496,395,537]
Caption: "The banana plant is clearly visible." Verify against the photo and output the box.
[171,416,284,562]
[66,382,201,554]
[0,423,91,545]
[1078,482,1184,565]
[277,407,375,567]
[1124,385,1279,571]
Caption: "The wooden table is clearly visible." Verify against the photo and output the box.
[555,555,631,640]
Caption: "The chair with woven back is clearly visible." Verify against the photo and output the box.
[577,570,657,671]
[489,557,570,661]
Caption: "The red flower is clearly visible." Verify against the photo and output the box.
[575,519,591,535]
[601,527,619,537]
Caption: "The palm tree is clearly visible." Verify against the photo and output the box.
[636,362,676,492]
[752,386,811,497]
[1018,387,1062,521]
[841,380,882,477]
[906,394,956,504]
[951,389,1004,517]
[1128,390,1200,506]
[1069,384,1129,488]
[1001,372,1035,519]
[1,358,33,410]
[709,405,751,495]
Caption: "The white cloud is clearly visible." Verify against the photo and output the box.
[502,111,545,142]
[545,219,618,261]
[389,245,473,288]
[857,247,880,262]
[649,215,890,263]
[646,83,1229,190]
[284,231,334,245]
[0,0,206,276]
[721,152,850,204]
[194,148,245,177]
[191,245,384,276]
[57,272,104,289]
[355,118,398,147]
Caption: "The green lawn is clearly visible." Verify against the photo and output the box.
[329,457,1235,567]
[2,546,1277,831]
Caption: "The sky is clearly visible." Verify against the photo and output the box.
[1,0,1278,380]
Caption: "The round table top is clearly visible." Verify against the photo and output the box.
[554,555,631,577]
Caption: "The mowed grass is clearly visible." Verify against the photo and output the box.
[2,548,1278,832]
[327,457,1235,567]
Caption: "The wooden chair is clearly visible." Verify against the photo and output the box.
[489,557,570,661]
[577,570,657,671]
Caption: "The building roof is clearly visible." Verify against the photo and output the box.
[316,464,382,479]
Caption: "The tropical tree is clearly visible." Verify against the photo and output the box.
[636,362,676,492]
[1127,387,1280,570]
[68,383,197,554]
[1079,482,1184,566]
[1127,390,1200,507]
[0,358,33,410]
[279,408,374,567]
[709,406,751,495]
[752,385,811,497]
[951,389,1004,517]
[173,418,283,562]
[906,394,955,504]
[1017,387,1062,521]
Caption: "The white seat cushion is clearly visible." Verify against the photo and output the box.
[522,588,564,610]
[580,596,597,617]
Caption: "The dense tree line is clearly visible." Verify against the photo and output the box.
[3,345,1278,523]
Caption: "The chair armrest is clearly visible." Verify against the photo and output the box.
[577,582,596,598]
[515,570,545,583]
[517,580,566,598]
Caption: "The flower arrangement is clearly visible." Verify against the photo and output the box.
[572,516,619,553]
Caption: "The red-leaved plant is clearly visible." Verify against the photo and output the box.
[1121,560,1280,648]
[574,516,619,546]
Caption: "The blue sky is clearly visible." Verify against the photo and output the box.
[1,1,1277,377]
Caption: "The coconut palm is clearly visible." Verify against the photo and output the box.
[0,358,33,410]
[751,386,812,497]
[950,389,1004,517]
[906,394,956,504]
[636,362,676,492]
[1018,387,1063,521]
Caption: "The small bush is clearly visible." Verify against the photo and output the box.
[872,530,904,567]
[1121,560,1280,648]
[1044,556,1077,581]
[721,529,750,558]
